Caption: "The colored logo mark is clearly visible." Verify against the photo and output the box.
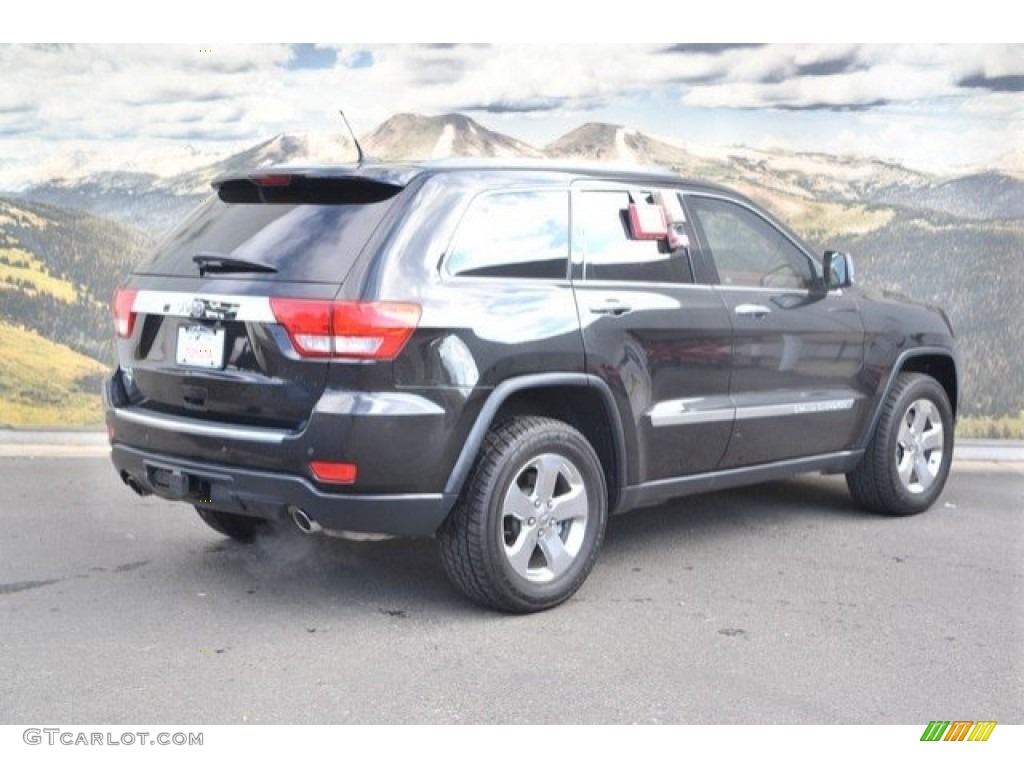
[920,721,996,742]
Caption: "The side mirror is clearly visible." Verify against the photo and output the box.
[823,250,854,290]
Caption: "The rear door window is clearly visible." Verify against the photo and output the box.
[445,190,569,279]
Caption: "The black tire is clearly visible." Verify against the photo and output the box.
[194,507,272,543]
[438,416,608,613]
[847,372,954,516]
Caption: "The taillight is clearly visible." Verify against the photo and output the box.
[113,288,138,338]
[269,299,421,360]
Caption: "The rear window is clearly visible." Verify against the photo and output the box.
[136,180,402,282]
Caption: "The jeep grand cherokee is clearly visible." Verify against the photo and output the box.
[104,159,959,612]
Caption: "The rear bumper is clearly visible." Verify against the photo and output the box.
[109,443,455,536]
[103,372,458,536]
[103,364,472,494]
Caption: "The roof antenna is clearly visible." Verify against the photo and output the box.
[338,109,365,166]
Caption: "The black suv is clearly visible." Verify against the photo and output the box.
[105,159,959,612]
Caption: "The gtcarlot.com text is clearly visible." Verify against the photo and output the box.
[23,729,203,746]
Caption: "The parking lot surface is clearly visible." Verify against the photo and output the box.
[1,456,1020,724]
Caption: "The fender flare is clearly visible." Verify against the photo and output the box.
[857,346,959,450]
[442,373,629,502]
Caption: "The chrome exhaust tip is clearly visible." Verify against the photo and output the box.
[289,506,323,535]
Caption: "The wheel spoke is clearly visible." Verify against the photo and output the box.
[897,450,914,486]
[537,529,574,577]
[533,455,562,503]
[505,529,538,578]
[550,484,588,524]
[910,402,931,437]
[503,484,535,523]
[921,424,944,452]
[914,453,935,488]
[897,418,914,447]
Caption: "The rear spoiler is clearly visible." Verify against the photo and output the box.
[214,173,407,204]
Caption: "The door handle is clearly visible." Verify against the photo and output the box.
[734,303,772,318]
[589,300,633,317]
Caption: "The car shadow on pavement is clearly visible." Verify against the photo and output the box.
[176,525,464,614]
[602,473,873,552]
[164,473,868,614]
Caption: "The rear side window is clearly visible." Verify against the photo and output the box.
[136,182,401,282]
[445,190,569,279]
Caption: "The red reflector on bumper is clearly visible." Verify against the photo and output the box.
[309,461,358,484]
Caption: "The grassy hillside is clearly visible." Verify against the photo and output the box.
[839,214,1024,420]
[0,197,150,427]
[0,246,80,302]
[0,197,151,364]
[0,321,107,426]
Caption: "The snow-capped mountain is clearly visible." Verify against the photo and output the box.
[363,113,542,161]
[545,122,705,169]
[543,123,938,205]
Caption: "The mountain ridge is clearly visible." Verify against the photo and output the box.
[16,113,1022,233]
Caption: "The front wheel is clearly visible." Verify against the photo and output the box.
[439,416,608,613]
[847,373,954,515]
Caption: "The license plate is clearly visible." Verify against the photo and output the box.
[176,325,225,369]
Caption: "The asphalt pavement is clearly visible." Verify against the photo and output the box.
[0,446,1020,724]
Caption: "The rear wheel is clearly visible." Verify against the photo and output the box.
[847,373,954,515]
[439,416,608,613]
[194,507,272,543]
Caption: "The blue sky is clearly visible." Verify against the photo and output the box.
[0,41,1021,186]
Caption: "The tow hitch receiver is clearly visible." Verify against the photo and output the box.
[147,465,209,501]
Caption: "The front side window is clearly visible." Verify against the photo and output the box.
[445,190,569,279]
[577,190,693,284]
[687,196,814,290]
